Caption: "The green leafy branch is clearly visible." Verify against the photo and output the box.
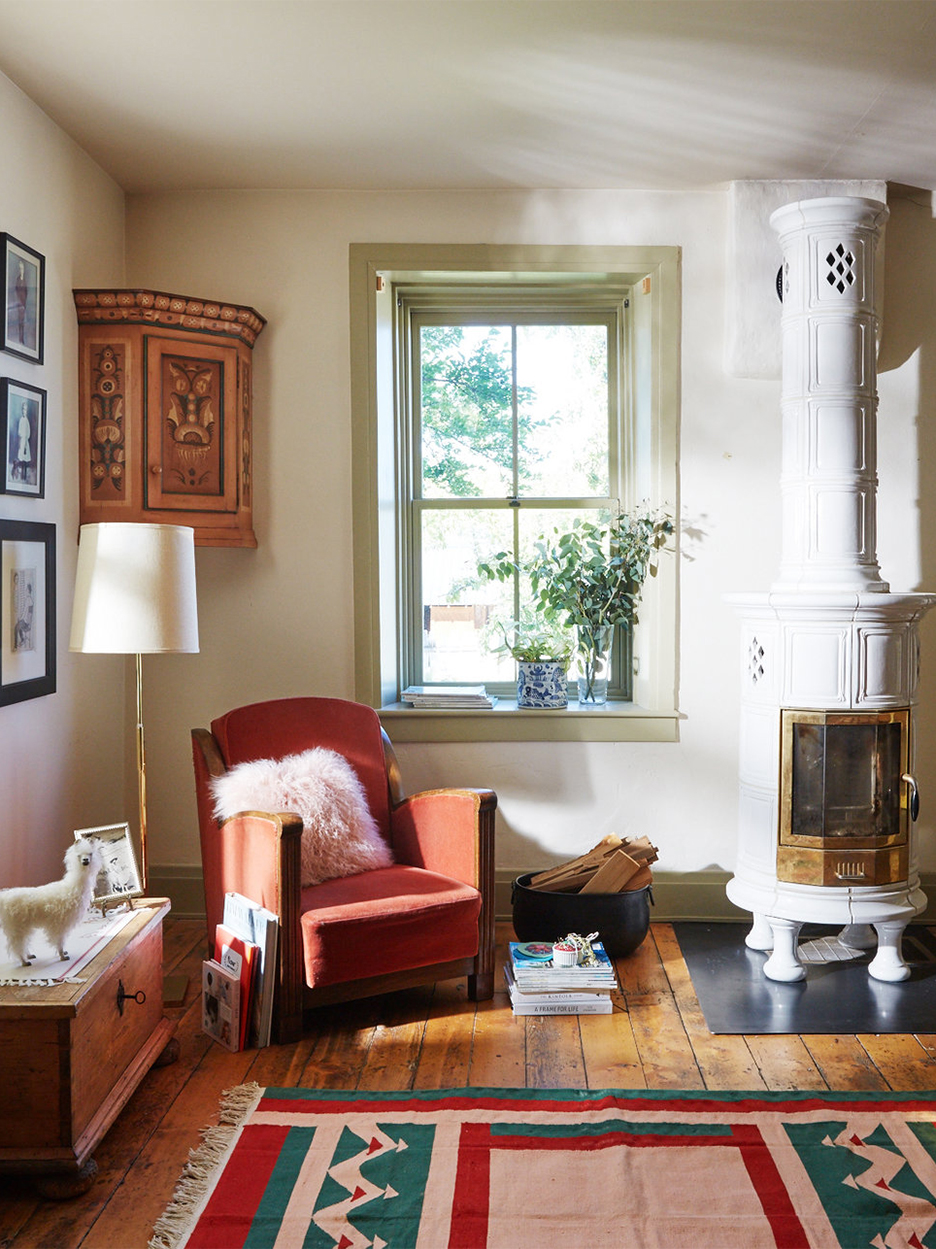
[478,506,674,682]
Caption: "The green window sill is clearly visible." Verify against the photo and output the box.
[378,700,680,743]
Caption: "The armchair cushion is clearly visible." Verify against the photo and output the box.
[298,866,481,988]
[210,747,393,886]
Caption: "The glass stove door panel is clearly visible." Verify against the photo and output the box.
[785,712,908,847]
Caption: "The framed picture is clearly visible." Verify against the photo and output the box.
[1,235,44,364]
[0,519,55,706]
[1,378,46,497]
[74,823,144,909]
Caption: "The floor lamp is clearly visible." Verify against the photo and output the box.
[69,522,199,894]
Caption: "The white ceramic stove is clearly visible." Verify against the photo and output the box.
[726,196,935,983]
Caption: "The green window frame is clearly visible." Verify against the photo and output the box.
[349,244,680,743]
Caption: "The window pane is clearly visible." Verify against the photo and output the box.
[516,325,609,497]
[420,509,515,683]
[420,325,514,499]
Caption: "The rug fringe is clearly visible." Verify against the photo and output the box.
[149,1081,263,1249]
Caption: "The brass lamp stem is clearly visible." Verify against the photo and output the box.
[135,652,148,891]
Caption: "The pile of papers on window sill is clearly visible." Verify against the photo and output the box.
[402,685,496,709]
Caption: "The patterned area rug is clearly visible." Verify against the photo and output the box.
[150,1086,936,1249]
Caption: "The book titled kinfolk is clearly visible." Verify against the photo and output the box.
[504,963,613,1015]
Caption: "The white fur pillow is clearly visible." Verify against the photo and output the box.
[210,747,393,886]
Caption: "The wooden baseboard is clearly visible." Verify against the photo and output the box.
[494,869,748,923]
[152,863,936,925]
[148,865,205,919]
[495,869,936,925]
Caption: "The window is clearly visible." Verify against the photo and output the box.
[350,245,679,742]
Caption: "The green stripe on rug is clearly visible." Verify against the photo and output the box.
[243,1126,316,1249]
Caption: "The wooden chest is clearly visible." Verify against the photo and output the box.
[0,899,174,1180]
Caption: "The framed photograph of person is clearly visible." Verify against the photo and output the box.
[1,235,44,364]
[1,378,46,497]
[74,823,144,910]
[0,519,55,707]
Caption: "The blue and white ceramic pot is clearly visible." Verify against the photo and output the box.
[517,661,568,709]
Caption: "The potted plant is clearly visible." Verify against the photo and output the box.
[489,618,574,709]
[479,506,673,704]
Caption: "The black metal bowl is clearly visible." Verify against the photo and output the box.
[511,871,652,958]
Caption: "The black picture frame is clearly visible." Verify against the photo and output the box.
[0,519,55,706]
[1,378,46,497]
[1,234,44,364]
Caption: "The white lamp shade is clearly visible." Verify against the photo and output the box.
[70,522,199,654]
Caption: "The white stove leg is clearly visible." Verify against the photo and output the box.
[838,923,877,949]
[868,921,911,982]
[763,918,805,981]
[745,912,774,950]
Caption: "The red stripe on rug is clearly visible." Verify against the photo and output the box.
[449,1122,492,1248]
[185,1123,291,1249]
[256,1091,936,1116]
[734,1124,810,1249]
[257,1093,637,1115]
[480,1129,745,1151]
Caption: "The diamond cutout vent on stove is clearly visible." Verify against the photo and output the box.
[825,243,856,294]
[749,638,765,684]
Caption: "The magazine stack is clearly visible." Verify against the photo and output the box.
[201,891,279,1050]
[401,685,496,709]
[505,936,617,1015]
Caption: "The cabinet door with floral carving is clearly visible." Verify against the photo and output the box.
[144,334,239,514]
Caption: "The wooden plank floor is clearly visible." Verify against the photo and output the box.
[4,918,936,1248]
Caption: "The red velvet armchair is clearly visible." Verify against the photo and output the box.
[192,697,496,1043]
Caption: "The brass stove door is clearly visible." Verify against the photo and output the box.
[778,709,910,887]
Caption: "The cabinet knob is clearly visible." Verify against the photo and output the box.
[149,465,162,475]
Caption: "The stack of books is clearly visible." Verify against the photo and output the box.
[402,684,496,709]
[505,940,617,1015]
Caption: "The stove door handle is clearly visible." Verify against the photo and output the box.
[902,773,920,822]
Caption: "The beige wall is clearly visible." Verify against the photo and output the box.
[123,188,936,887]
[0,72,126,888]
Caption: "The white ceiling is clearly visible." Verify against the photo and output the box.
[0,0,934,195]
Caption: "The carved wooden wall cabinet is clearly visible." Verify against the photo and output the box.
[74,289,266,547]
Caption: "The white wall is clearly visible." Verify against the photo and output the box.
[123,187,936,888]
[0,72,126,889]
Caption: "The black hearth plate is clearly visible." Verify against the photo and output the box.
[674,922,936,1035]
